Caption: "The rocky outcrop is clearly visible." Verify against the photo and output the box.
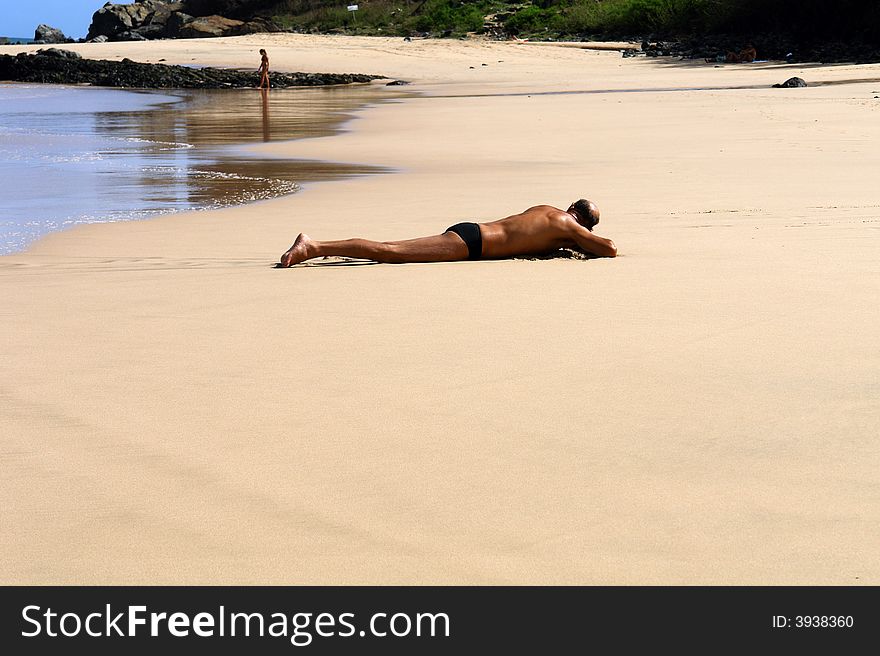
[86,1,281,42]
[638,35,880,65]
[164,12,194,37]
[183,1,262,20]
[87,1,171,40]
[34,24,68,44]
[37,48,83,60]
[147,1,186,29]
[237,17,283,36]
[178,15,244,38]
[0,50,382,89]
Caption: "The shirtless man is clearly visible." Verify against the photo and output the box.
[725,44,757,63]
[257,49,270,89]
[279,199,617,267]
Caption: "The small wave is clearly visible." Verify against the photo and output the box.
[0,149,25,161]
[43,153,106,163]
[58,208,179,226]
[141,166,300,190]
[119,137,194,150]
[0,147,105,164]
[0,84,59,101]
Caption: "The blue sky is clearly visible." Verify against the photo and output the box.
[0,0,101,39]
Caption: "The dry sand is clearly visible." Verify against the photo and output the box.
[1,35,879,584]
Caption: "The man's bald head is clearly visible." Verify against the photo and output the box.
[569,199,600,231]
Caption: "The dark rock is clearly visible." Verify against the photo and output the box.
[116,30,148,41]
[647,33,880,65]
[134,1,167,21]
[0,51,383,89]
[234,17,283,35]
[165,12,195,37]
[36,48,82,60]
[148,2,185,26]
[88,4,135,40]
[34,24,67,44]
[131,24,167,40]
[87,1,176,41]
[386,79,409,86]
[178,15,244,38]
[773,76,807,88]
[88,35,110,43]
[184,0,254,19]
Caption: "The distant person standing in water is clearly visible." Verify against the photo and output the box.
[258,49,270,89]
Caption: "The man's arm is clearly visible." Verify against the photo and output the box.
[568,221,618,258]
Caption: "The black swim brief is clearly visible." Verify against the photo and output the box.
[445,222,482,260]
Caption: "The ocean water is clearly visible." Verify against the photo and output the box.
[0,83,390,254]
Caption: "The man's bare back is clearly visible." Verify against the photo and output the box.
[479,203,614,258]
[279,199,617,267]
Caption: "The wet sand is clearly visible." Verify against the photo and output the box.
[1,35,879,584]
[0,82,395,254]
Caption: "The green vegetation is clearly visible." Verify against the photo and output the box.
[271,0,495,37]
[411,0,487,33]
[550,0,880,40]
[504,5,557,36]
[552,0,713,35]
[262,0,880,42]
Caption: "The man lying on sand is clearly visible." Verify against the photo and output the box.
[279,200,617,267]
[725,44,757,63]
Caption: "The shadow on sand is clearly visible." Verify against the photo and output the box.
[273,248,599,268]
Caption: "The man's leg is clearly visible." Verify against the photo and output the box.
[279,232,469,267]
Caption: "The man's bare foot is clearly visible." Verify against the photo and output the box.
[280,233,317,267]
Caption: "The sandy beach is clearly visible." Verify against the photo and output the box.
[1,34,878,584]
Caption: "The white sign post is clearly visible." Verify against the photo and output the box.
[347,4,359,25]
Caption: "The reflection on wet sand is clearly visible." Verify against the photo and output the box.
[261,88,270,142]
[94,84,401,212]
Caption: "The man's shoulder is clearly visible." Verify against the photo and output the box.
[508,205,571,229]
[523,204,568,220]
[541,206,575,225]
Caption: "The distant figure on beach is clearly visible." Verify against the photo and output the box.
[725,44,757,63]
[258,48,270,89]
[279,200,617,267]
